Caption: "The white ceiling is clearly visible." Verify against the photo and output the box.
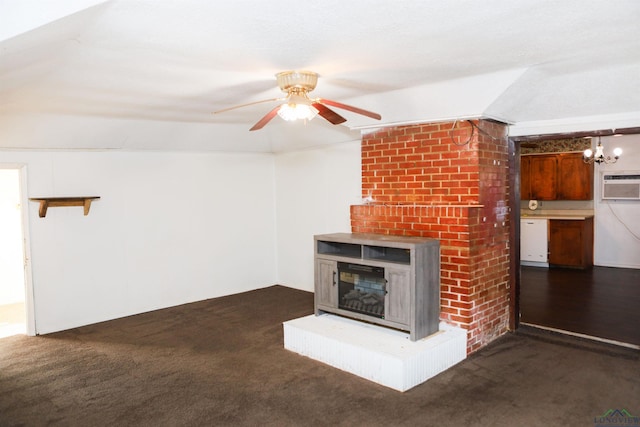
[1,0,639,152]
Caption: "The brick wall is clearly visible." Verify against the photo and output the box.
[351,120,511,353]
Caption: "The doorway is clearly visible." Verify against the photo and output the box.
[0,167,32,337]
[513,132,640,348]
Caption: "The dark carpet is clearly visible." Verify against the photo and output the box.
[1,285,638,426]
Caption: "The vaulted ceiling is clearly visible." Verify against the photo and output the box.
[1,0,639,152]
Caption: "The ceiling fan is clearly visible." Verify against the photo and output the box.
[213,71,382,131]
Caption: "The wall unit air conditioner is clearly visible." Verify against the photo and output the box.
[602,171,640,200]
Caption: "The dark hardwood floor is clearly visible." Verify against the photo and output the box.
[520,265,640,346]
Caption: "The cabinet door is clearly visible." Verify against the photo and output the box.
[548,219,593,268]
[528,155,557,200]
[520,156,531,200]
[315,259,337,309]
[557,153,594,200]
[385,267,411,325]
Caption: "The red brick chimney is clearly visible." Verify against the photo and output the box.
[350,120,511,353]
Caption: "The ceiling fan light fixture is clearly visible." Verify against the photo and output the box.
[215,70,380,131]
[277,103,319,122]
[276,70,318,92]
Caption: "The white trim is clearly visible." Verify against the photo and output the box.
[349,114,512,133]
[520,323,639,350]
[508,112,640,137]
[18,165,36,336]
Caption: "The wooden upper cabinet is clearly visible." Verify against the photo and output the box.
[557,153,594,200]
[521,155,557,200]
[521,152,594,201]
[521,155,531,200]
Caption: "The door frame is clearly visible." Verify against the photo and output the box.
[507,126,640,332]
[0,163,36,335]
[508,137,521,331]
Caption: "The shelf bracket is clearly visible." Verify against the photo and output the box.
[29,197,100,218]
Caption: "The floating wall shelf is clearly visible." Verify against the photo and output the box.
[29,197,100,218]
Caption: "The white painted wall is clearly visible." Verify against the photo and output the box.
[274,141,362,291]
[593,134,640,269]
[0,150,277,334]
[3,127,635,338]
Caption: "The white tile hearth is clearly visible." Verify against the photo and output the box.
[283,314,467,392]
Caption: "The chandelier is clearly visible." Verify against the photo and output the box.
[583,137,622,164]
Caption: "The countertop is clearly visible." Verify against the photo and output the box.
[520,209,594,220]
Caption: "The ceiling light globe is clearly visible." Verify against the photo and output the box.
[277,103,318,121]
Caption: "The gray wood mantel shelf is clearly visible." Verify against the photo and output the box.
[29,197,100,218]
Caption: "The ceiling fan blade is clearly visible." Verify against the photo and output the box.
[312,102,347,125]
[213,97,283,114]
[249,105,281,131]
[316,98,381,120]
